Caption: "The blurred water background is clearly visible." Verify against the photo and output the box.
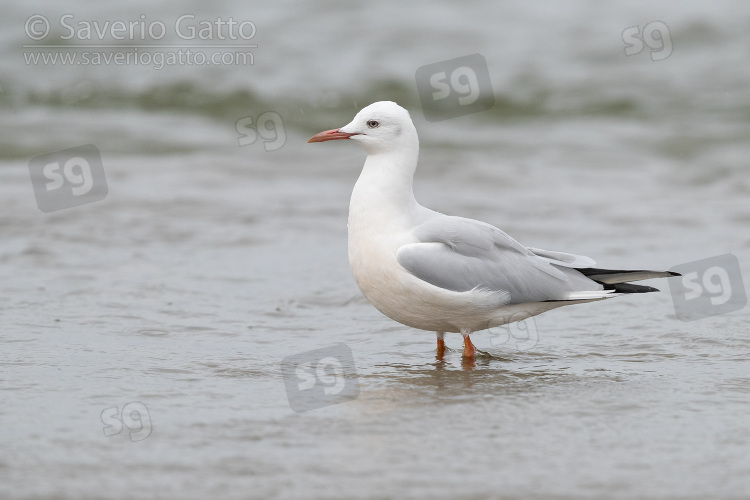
[1,1,750,498]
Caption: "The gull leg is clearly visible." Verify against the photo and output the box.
[461,329,475,358]
[436,331,446,359]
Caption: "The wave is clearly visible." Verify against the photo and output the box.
[0,77,648,130]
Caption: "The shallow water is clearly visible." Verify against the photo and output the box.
[2,1,750,499]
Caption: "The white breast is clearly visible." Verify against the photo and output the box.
[347,180,509,333]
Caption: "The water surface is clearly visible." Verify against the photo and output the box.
[1,1,750,498]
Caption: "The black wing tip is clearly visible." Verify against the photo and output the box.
[577,268,682,278]
[604,282,661,294]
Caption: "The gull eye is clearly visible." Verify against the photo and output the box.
[367,120,379,128]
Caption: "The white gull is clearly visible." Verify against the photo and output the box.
[308,101,678,358]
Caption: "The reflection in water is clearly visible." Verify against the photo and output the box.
[363,349,577,409]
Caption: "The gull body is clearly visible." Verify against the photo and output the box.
[308,101,677,358]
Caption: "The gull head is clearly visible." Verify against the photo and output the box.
[308,101,418,155]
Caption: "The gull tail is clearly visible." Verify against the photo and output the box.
[576,267,681,294]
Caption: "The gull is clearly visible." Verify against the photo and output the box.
[308,101,678,359]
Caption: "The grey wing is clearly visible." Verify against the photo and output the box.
[396,216,608,304]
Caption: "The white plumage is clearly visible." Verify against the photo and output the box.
[308,101,676,358]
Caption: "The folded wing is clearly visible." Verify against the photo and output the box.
[396,216,611,304]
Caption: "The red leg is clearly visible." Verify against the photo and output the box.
[436,332,446,359]
[462,332,475,358]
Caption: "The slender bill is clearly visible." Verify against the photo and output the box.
[307,129,360,143]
